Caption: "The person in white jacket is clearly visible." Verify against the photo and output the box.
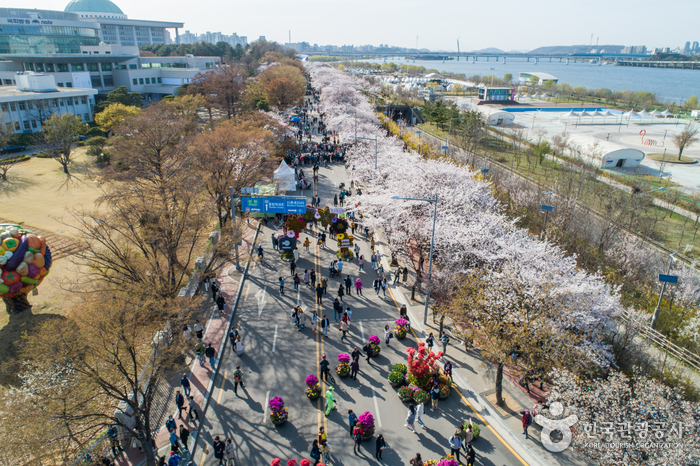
[416,401,426,428]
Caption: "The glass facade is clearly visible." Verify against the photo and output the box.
[0,24,99,54]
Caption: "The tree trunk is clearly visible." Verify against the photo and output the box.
[495,361,505,407]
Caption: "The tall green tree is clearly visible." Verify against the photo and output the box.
[93,86,143,114]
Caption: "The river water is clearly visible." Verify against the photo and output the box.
[365,57,700,104]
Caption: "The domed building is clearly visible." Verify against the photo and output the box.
[65,0,127,19]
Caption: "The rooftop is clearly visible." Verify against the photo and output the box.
[519,71,558,80]
[0,86,97,102]
[64,0,123,14]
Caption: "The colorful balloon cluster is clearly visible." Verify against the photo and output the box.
[0,224,51,299]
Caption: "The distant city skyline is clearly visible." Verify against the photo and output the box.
[27,0,700,52]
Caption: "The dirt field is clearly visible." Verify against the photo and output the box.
[0,149,104,385]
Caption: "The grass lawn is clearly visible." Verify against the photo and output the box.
[646,152,697,164]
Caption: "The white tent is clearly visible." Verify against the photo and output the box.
[661,109,675,118]
[649,109,661,117]
[637,110,652,121]
[561,110,577,120]
[274,160,297,192]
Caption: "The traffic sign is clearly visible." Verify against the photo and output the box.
[541,205,554,212]
[441,146,449,150]
[241,196,307,214]
[480,169,489,174]
[658,274,678,284]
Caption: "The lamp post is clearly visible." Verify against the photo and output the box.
[351,135,378,169]
[229,186,241,272]
[650,253,677,329]
[390,194,438,325]
[416,130,422,154]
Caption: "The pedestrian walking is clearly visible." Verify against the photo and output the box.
[175,390,185,419]
[364,342,373,364]
[393,268,400,285]
[348,409,358,436]
[194,341,205,365]
[353,426,363,452]
[193,320,204,340]
[318,426,327,445]
[293,249,300,263]
[370,253,376,270]
[403,267,409,283]
[333,194,338,206]
[216,294,226,314]
[257,245,264,262]
[337,259,344,276]
[271,234,278,250]
[304,270,311,287]
[290,260,297,276]
[310,269,316,287]
[316,284,324,304]
[337,284,344,302]
[521,409,532,439]
[340,319,349,341]
[320,355,330,381]
[358,255,365,271]
[321,276,328,295]
[107,425,122,458]
[373,278,381,296]
[448,434,462,462]
[351,346,364,361]
[169,429,183,454]
[333,298,341,321]
[466,443,476,466]
[321,439,331,463]
[426,332,435,352]
[455,424,468,449]
[350,357,359,379]
[213,436,225,465]
[179,425,190,453]
[180,374,191,397]
[345,306,352,321]
[384,325,392,346]
[370,236,376,250]
[376,434,387,460]
[211,279,220,301]
[430,384,440,411]
[205,343,216,368]
[293,273,300,290]
[233,365,245,395]
[224,438,234,466]
[344,275,352,294]
[324,387,336,415]
[310,440,321,466]
[235,335,244,357]
[410,453,424,466]
[298,309,307,331]
[304,237,311,253]
[381,278,387,297]
[354,244,360,258]
[405,404,418,433]
[416,401,426,428]
[321,315,329,338]
[279,277,285,295]
[400,304,408,321]
[444,360,453,382]
[440,331,450,355]
[188,395,199,423]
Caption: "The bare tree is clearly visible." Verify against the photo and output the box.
[42,114,88,175]
[672,123,699,160]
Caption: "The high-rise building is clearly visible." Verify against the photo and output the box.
[684,41,691,54]
[693,41,700,54]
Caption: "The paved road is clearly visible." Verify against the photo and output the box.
[192,140,526,466]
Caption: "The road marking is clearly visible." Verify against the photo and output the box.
[359,320,364,340]
[244,282,250,301]
[263,390,270,423]
[216,370,227,404]
[255,286,267,317]
[272,325,278,352]
[372,389,383,428]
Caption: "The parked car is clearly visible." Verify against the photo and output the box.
[0,145,26,154]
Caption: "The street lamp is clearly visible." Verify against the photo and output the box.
[416,130,422,154]
[351,135,378,169]
[390,194,438,325]
[650,252,678,329]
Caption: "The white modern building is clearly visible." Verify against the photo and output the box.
[566,134,645,168]
[65,0,182,46]
[518,72,559,85]
[0,72,97,134]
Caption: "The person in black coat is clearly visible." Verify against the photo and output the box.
[376,434,387,460]
[213,436,225,465]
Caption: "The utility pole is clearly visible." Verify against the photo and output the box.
[230,186,241,271]
[651,253,677,329]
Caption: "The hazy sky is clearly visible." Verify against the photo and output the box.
[28,0,700,51]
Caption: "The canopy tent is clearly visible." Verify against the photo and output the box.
[637,110,652,120]
[649,110,661,117]
[661,109,675,118]
[623,110,639,118]
[560,110,577,120]
[274,160,297,192]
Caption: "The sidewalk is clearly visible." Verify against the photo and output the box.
[116,221,260,466]
[372,230,586,466]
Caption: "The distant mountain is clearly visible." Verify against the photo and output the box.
[527,45,625,55]
[470,47,505,54]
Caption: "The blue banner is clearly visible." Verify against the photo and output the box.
[241,196,307,214]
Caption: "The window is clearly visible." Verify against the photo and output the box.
[2,80,11,85]
[103,75,114,86]
[18,103,25,111]
[59,99,64,106]
[132,78,137,85]
[25,63,34,71]
[23,121,30,130]
[87,63,99,72]
[84,113,90,122]
[81,97,87,104]
[46,64,54,72]
[66,83,73,88]
[57,83,64,87]
[32,120,38,128]
[145,77,150,84]
[35,63,44,72]
[71,64,84,72]
[91,76,102,88]
[141,63,151,69]
[139,78,144,84]
[129,64,137,69]
[1,104,7,112]
[27,102,33,110]
[157,77,161,84]
[206,62,214,69]
[9,103,15,111]
[101,63,112,71]
[57,64,68,72]
[6,123,12,132]
[14,122,20,131]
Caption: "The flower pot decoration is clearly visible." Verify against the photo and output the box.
[412,388,430,404]
[368,335,381,356]
[387,363,408,387]
[336,353,350,377]
[0,224,52,313]
[397,386,414,402]
[303,206,316,223]
[425,458,459,466]
[330,217,348,235]
[284,215,306,238]
[406,342,443,390]
[305,374,321,400]
[269,397,288,425]
[356,411,375,439]
[394,318,410,339]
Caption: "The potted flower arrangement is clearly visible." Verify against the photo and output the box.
[424,456,458,466]
[463,418,481,440]
[336,353,351,377]
[398,386,414,402]
[368,335,381,357]
[394,318,410,340]
[438,383,451,399]
[269,397,288,426]
[388,363,408,388]
[406,342,443,389]
[304,374,321,400]
[356,411,375,440]
[412,388,429,405]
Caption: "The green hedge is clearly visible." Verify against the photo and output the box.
[2,154,31,163]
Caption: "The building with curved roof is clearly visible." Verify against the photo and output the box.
[65,0,126,18]
[519,72,559,85]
